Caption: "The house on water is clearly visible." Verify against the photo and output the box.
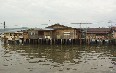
[86,28,111,44]
[46,23,81,44]
[27,23,81,45]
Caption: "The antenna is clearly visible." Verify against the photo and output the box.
[71,22,92,45]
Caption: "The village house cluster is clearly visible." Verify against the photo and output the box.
[1,23,116,45]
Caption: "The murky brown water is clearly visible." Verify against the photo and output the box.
[0,41,116,73]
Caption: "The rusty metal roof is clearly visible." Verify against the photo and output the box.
[86,28,111,34]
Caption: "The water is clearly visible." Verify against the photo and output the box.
[0,41,116,73]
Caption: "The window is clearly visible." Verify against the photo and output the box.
[31,32,33,35]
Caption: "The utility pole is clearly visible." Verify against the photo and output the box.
[71,23,92,45]
[4,21,5,31]
[4,21,6,44]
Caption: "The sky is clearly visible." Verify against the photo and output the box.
[0,0,116,28]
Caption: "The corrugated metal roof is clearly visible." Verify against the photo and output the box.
[86,28,111,34]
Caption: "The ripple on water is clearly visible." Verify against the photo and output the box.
[0,44,116,73]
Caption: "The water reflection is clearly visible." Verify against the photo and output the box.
[0,42,116,73]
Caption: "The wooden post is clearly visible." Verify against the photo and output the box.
[61,39,62,45]
[80,34,82,45]
[54,39,55,45]
[50,39,52,45]
[28,39,29,44]
[66,39,67,45]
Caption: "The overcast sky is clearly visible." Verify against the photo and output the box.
[0,0,116,28]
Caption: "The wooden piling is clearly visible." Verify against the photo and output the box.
[60,39,62,45]
[50,39,52,45]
